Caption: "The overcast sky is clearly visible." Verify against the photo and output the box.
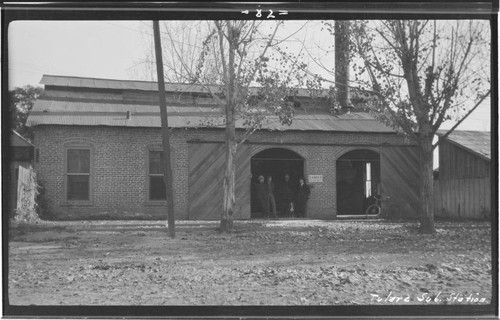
[7,20,492,131]
[8,21,149,88]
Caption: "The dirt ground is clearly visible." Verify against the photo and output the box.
[7,219,493,308]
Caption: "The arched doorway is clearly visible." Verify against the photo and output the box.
[336,149,380,216]
[251,148,304,218]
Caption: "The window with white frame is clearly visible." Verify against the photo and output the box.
[66,148,91,201]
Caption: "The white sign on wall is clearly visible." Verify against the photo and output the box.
[308,175,323,183]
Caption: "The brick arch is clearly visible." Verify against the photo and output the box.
[249,145,306,160]
[334,146,380,161]
[62,140,95,148]
[250,146,306,179]
[145,142,163,150]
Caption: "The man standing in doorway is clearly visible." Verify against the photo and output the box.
[266,176,278,219]
[279,173,295,217]
[296,177,311,218]
[254,175,270,218]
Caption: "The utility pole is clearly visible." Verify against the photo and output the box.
[153,20,175,238]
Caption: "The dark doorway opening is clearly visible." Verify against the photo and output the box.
[336,149,380,215]
[251,148,304,218]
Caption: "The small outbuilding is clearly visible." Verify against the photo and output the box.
[434,130,492,219]
[26,75,422,220]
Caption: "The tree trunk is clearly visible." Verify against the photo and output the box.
[219,22,237,233]
[419,134,436,234]
[220,114,237,233]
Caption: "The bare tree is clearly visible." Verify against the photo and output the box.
[349,20,491,233]
[151,20,308,232]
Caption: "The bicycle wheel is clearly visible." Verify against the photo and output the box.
[365,204,381,216]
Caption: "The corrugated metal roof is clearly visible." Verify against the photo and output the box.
[27,99,395,133]
[31,99,222,115]
[42,75,232,95]
[437,130,491,160]
[40,74,373,100]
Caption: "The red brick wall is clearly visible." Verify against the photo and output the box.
[32,125,412,220]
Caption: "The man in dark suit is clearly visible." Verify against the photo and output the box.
[279,173,295,217]
[254,175,270,218]
[296,177,311,218]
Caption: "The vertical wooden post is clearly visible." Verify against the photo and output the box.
[153,21,175,238]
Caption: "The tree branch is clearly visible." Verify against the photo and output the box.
[432,89,490,150]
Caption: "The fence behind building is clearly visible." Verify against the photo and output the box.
[16,164,38,218]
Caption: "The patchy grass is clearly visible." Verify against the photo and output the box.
[7,219,492,308]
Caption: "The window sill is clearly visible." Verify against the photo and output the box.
[145,201,168,207]
[61,201,94,207]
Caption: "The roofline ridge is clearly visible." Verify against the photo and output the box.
[41,74,227,88]
[436,129,491,134]
[39,74,334,94]
[42,74,158,85]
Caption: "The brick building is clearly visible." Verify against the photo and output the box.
[27,75,421,220]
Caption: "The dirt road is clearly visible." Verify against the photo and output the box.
[7,219,492,308]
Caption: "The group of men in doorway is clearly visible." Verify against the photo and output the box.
[253,173,311,219]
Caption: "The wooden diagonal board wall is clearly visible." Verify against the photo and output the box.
[188,143,251,220]
[380,146,421,219]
